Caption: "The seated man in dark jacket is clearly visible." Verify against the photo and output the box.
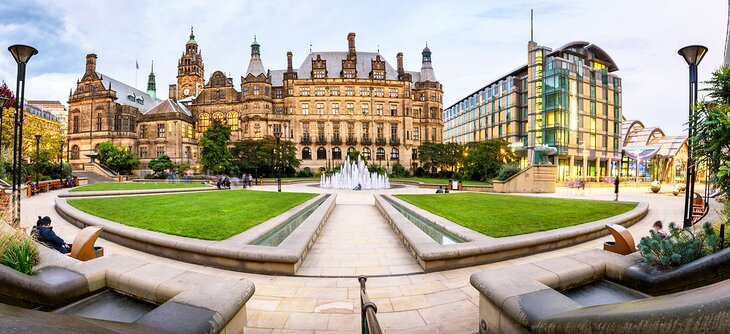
[33,216,71,254]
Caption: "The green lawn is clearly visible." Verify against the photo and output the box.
[71,182,211,192]
[391,177,491,186]
[68,191,316,240]
[394,193,636,237]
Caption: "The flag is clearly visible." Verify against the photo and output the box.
[135,60,139,70]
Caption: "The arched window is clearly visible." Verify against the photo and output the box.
[199,113,210,132]
[71,145,80,160]
[302,147,312,160]
[212,112,225,124]
[347,147,356,154]
[362,147,371,160]
[376,147,385,161]
[227,111,239,130]
[317,147,327,160]
[332,147,342,160]
[391,148,400,160]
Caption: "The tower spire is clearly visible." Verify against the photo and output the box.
[147,60,157,100]
[530,9,534,42]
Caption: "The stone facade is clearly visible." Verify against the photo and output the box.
[67,30,443,174]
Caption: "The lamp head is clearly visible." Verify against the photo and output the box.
[35,134,41,140]
[678,45,708,66]
[273,125,282,138]
[8,44,39,65]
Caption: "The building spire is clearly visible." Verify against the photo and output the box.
[246,35,265,76]
[147,60,156,100]
[530,9,534,42]
[251,35,260,55]
[187,26,197,45]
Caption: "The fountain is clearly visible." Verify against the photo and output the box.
[534,145,558,165]
[320,155,390,189]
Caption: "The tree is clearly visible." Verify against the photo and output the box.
[462,139,516,181]
[97,141,140,175]
[0,82,17,110]
[693,65,730,209]
[199,120,232,174]
[148,154,174,174]
[230,136,300,177]
[418,142,444,174]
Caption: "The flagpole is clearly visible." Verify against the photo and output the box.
[135,59,139,89]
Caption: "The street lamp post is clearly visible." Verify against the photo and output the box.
[678,45,708,228]
[59,139,64,165]
[8,44,38,228]
[273,125,282,192]
[34,134,41,186]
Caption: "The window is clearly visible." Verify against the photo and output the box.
[213,112,224,123]
[227,111,239,130]
[139,146,148,158]
[315,87,325,96]
[376,147,385,160]
[71,145,79,159]
[140,125,147,138]
[200,114,210,132]
[390,105,397,116]
[96,113,102,131]
[156,146,165,157]
[361,103,369,115]
[122,116,129,132]
[345,87,354,96]
[302,103,309,115]
[390,148,399,160]
[376,123,384,138]
[302,147,312,160]
[114,115,121,131]
[157,123,165,138]
[299,87,310,96]
[390,124,398,139]
[431,128,437,141]
[275,89,284,99]
[332,147,342,160]
[373,88,384,97]
[317,103,324,115]
[413,128,420,140]
[360,88,370,96]
[72,115,79,133]
[347,103,354,115]
[242,87,248,96]
[362,147,371,160]
[376,104,383,116]
[317,147,327,160]
[253,85,260,96]
[389,88,398,97]
[332,103,339,115]
[329,87,340,96]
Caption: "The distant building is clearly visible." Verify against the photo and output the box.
[621,116,689,184]
[25,101,62,134]
[443,40,622,182]
[27,100,68,134]
[68,29,443,174]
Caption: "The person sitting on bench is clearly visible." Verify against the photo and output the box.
[32,216,71,254]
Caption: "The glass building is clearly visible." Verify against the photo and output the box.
[444,41,622,181]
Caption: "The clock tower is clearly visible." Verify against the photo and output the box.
[177,26,205,100]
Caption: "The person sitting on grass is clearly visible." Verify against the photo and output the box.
[436,186,444,193]
[33,216,71,254]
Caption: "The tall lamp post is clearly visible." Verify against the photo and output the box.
[273,124,282,192]
[0,96,7,150]
[59,139,64,165]
[34,134,41,185]
[8,44,38,228]
[678,45,708,228]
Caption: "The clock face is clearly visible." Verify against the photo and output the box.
[183,88,191,96]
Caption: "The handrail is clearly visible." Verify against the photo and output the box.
[358,275,382,334]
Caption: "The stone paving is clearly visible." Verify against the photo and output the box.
[21,183,710,333]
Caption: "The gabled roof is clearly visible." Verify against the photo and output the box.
[97,72,161,113]
[296,51,399,80]
[144,99,192,117]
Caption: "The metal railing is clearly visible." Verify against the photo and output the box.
[359,275,382,334]
[301,135,312,145]
[375,137,387,146]
[332,135,343,145]
[361,136,373,146]
[346,136,358,145]
[389,137,400,146]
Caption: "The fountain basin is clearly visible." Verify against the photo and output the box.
[560,280,648,307]
[382,196,465,245]
[53,289,157,323]
[252,195,330,246]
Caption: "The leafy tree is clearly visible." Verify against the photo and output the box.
[96,141,139,174]
[0,82,17,111]
[417,142,444,174]
[148,154,174,174]
[463,139,516,181]
[230,136,299,177]
[390,162,408,177]
[347,149,361,162]
[199,120,232,174]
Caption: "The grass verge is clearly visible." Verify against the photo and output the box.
[71,182,211,192]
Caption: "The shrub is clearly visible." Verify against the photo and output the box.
[414,167,426,177]
[368,164,386,175]
[638,222,723,269]
[390,162,408,178]
[0,230,40,275]
[296,167,313,177]
[496,165,522,181]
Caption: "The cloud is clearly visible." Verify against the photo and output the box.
[0,0,725,136]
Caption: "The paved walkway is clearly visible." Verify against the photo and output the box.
[298,193,422,276]
[20,184,712,333]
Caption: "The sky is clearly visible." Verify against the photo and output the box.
[0,0,726,135]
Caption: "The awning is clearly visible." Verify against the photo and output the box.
[623,145,661,160]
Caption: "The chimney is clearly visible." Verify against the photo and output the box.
[287,51,293,71]
[169,84,177,102]
[397,52,404,75]
[347,33,356,55]
[85,54,97,76]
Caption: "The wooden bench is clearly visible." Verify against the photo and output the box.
[692,192,706,224]
[67,226,104,261]
[603,224,636,255]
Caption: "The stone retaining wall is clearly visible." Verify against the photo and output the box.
[375,194,648,272]
[55,194,336,275]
